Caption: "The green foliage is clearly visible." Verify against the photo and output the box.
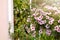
[11,0,60,40]
[14,0,30,40]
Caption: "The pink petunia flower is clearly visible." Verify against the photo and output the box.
[49,17,54,21]
[48,21,54,25]
[38,20,46,25]
[56,25,60,32]
[30,24,35,31]
[45,24,50,29]
[39,15,43,19]
[54,25,59,31]
[37,15,43,21]
[32,12,39,17]
[46,29,51,36]
[54,25,60,33]
[34,15,43,21]
[57,28,60,33]
[58,19,60,23]
[48,17,54,25]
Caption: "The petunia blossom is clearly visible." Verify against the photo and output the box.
[46,29,51,36]
[37,15,43,21]
[48,21,54,25]
[38,20,46,25]
[48,17,54,21]
[57,28,60,33]
[54,25,60,33]
[54,25,59,31]
[58,19,60,23]
[45,24,50,29]
[30,24,35,31]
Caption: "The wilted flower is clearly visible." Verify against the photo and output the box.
[32,13,39,17]
[45,24,50,29]
[30,24,35,31]
[27,18,31,22]
[46,16,50,19]
[46,29,51,36]
[24,25,28,29]
[32,13,36,17]
[32,31,36,37]
[31,8,36,12]
[39,28,43,34]
[27,28,30,33]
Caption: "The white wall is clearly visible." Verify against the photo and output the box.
[0,0,8,40]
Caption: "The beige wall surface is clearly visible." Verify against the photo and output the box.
[0,0,9,40]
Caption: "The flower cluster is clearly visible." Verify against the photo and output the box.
[54,25,60,32]
[31,7,60,36]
